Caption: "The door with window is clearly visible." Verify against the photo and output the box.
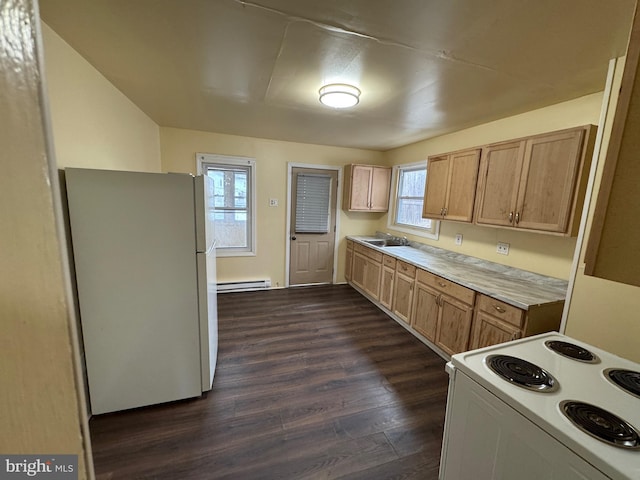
[289,167,338,286]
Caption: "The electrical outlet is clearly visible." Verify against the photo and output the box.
[455,234,463,245]
[269,198,278,207]
[496,242,510,255]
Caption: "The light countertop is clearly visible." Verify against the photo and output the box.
[347,235,568,310]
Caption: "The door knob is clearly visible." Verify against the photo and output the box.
[291,236,297,240]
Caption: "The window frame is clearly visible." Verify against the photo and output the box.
[387,161,440,240]
[197,153,257,257]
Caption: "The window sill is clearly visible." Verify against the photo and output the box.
[386,221,440,241]
[215,250,257,258]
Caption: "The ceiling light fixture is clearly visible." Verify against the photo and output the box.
[319,83,361,109]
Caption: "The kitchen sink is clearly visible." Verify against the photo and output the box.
[364,239,405,247]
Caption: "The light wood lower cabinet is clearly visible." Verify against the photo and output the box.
[469,294,563,350]
[411,270,475,356]
[351,252,367,290]
[470,310,521,349]
[411,282,440,340]
[380,255,396,310]
[345,240,354,281]
[353,243,383,300]
[392,260,416,324]
[346,241,563,356]
[437,295,475,356]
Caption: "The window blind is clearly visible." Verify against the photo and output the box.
[295,173,331,233]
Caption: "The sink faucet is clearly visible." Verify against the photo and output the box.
[402,236,409,246]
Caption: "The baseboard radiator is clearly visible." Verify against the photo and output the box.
[217,279,272,293]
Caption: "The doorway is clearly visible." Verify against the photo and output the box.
[288,165,339,286]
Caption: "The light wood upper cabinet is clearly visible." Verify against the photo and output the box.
[423,149,481,223]
[343,164,392,212]
[475,126,595,235]
[422,156,449,218]
[474,141,524,227]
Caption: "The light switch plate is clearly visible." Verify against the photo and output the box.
[455,234,463,245]
[497,242,510,255]
[269,198,278,207]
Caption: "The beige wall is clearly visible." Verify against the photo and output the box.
[42,23,161,172]
[160,127,384,285]
[2,4,90,477]
[564,58,640,363]
[383,93,604,279]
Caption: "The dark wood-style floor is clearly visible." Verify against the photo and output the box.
[89,284,449,479]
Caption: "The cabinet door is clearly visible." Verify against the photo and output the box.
[470,311,522,350]
[345,245,353,281]
[436,295,474,356]
[352,252,366,289]
[423,155,449,218]
[392,272,415,324]
[370,167,391,211]
[349,165,373,210]
[411,283,440,341]
[516,129,584,232]
[380,265,395,310]
[475,141,524,227]
[445,149,481,222]
[363,258,381,300]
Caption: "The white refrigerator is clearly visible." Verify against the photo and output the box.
[65,168,218,415]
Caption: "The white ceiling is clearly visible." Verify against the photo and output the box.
[40,0,636,151]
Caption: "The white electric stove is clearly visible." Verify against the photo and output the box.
[439,332,640,480]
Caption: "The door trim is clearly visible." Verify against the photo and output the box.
[285,162,342,288]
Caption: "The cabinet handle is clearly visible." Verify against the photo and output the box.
[515,212,520,224]
[443,207,448,216]
[509,211,514,223]
[511,331,520,341]
[438,281,447,288]
[440,207,444,215]
[493,305,506,313]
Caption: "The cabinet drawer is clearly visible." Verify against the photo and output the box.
[477,294,524,328]
[383,255,397,268]
[396,260,416,277]
[416,269,475,305]
[354,243,383,262]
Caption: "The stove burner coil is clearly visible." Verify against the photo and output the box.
[486,355,557,392]
[544,340,599,363]
[561,401,640,449]
[605,369,640,399]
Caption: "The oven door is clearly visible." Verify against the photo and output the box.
[439,367,608,480]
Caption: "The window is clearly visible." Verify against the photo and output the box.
[388,162,439,239]
[295,173,332,233]
[197,154,256,256]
